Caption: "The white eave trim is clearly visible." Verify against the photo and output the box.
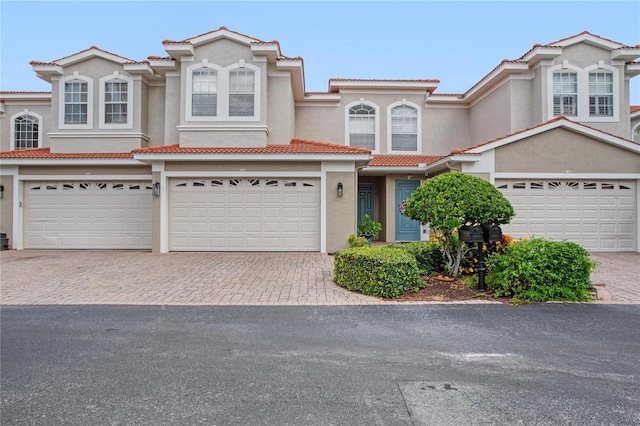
[328,80,438,92]
[0,158,145,166]
[163,43,194,58]
[625,63,640,77]
[423,155,481,172]
[0,93,52,101]
[519,46,562,63]
[464,62,530,101]
[187,29,259,47]
[611,48,640,62]
[123,63,156,77]
[133,153,371,162]
[360,166,429,174]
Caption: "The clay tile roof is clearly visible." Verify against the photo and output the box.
[0,91,52,95]
[451,116,640,154]
[0,148,133,159]
[132,139,371,155]
[329,78,440,84]
[368,155,443,167]
[631,105,640,113]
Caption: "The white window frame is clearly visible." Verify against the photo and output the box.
[547,62,619,123]
[10,110,43,150]
[345,100,380,153]
[99,72,133,129]
[58,73,93,130]
[632,122,640,142]
[185,60,260,122]
[387,100,421,154]
[552,70,578,117]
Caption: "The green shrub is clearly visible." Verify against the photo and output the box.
[334,246,423,298]
[486,238,597,303]
[386,242,445,276]
[348,234,369,248]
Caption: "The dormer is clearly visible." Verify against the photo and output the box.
[163,27,304,148]
[30,47,151,154]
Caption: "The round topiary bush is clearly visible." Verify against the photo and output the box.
[486,238,597,303]
[334,246,423,298]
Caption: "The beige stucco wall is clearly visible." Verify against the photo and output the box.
[469,81,512,145]
[326,171,357,253]
[495,127,640,173]
[0,102,52,151]
[423,106,470,154]
[295,104,343,145]
[267,66,295,146]
[0,175,14,247]
[147,85,166,147]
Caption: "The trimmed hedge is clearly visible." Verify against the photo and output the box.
[386,242,445,276]
[334,246,424,298]
[486,238,597,303]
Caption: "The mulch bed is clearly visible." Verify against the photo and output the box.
[396,275,511,303]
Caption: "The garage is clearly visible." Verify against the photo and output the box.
[496,179,637,251]
[169,177,320,251]
[24,181,153,249]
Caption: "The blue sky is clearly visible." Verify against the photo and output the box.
[1,1,639,103]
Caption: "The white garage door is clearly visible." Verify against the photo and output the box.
[170,178,320,251]
[496,180,637,251]
[24,181,153,249]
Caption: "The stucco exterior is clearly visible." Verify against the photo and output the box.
[1,28,639,253]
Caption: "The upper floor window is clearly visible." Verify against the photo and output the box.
[229,69,255,117]
[185,61,260,122]
[547,62,619,122]
[104,81,128,123]
[553,72,577,116]
[192,70,217,116]
[390,104,418,152]
[64,81,88,124]
[589,72,613,117]
[99,72,133,128]
[348,103,376,150]
[12,112,41,149]
[59,73,93,129]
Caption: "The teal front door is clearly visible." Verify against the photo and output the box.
[395,181,421,241]
[357,184,375,226]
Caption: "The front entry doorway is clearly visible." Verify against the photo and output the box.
[357,184,375,227]
[395,180,421,241]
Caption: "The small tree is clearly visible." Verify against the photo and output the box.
[404,172,515,276]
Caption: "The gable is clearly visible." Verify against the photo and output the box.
[495,127,640,173]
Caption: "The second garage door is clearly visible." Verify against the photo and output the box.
[496,179,637,251]
[170,178,320,251]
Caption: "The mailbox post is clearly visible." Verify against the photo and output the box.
[459,223,502,292]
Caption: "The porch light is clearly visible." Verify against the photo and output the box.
[152,181,160,197]
[337,182,343,197]
[0,184,4,199]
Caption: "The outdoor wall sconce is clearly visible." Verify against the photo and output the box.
[337,182,343,197]
[152,181,160,197]
[0,184,4,199]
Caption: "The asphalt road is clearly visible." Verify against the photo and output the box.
[2,304,639,425]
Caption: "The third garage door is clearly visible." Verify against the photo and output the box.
[496,179,637,251]
[169,178,320,251]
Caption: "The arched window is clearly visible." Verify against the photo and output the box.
[553,71,578,116]
[12,112,41,150]
[348,103,376,150]
[99,72,133,128]
[390,104,418,152]
[59,73,93,129]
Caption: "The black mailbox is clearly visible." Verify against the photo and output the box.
[459,225,485,243]
[482,224,503,243]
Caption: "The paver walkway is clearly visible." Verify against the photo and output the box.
[0,250,638,305]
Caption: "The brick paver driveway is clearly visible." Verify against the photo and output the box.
[1,250,638,305]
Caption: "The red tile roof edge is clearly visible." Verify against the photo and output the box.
[133,139,371,155]
[0,148,134,159]
[30,46,136,66]
[368,155,444,167]
[631,105,640,113]
[452,116,640,154]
